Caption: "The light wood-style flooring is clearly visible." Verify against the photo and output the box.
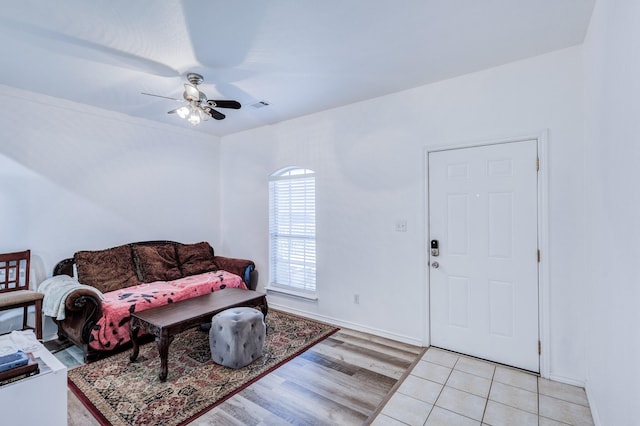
[59,326,424,425]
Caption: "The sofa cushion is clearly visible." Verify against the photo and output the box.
[132,244,182,283]
[74,245,139,293]
[176,242,218,276]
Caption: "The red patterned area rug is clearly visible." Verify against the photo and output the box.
[68,310,339,426]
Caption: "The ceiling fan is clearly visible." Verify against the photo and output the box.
[142,73,241,125]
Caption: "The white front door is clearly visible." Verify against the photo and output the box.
[429,140,539,372]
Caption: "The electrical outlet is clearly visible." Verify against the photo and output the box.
[353,294,360,304]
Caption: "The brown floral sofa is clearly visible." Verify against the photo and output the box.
[49,240,257,361]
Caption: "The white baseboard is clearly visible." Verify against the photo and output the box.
[268,302,425,347]
[547,373,586,388]
[584,380,602,426]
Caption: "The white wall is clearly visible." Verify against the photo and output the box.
[221,47,586,382]
[582,1,640,424]
[0,85,222,278]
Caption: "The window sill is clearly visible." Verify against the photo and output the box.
[265,286,318,301]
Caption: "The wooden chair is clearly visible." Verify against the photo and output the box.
[0,250,43,340]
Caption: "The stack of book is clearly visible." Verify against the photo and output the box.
[0,350,39,386]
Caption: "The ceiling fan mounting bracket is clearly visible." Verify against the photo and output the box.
[186,73,204,86]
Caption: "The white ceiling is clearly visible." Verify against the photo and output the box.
[0,1,595,137]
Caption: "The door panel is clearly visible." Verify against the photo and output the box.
[429,140,539,372]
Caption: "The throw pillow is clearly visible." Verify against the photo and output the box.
[176,242,218,276]
[74,245,139,293]
[132,244,182,283]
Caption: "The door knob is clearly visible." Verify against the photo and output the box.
[431,261,439,269]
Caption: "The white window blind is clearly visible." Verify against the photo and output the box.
[269,168,316,293]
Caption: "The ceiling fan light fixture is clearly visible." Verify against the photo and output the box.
[176,106,190,119]
[187,108,201,126]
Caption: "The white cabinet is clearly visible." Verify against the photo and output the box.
[0,336,67,426]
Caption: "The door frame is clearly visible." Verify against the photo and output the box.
[423,131,550,378]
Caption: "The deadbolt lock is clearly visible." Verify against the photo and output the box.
[430,239,439,257]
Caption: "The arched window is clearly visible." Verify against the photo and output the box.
[268,167,316,297]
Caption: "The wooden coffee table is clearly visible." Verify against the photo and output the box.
[129,288,268,381]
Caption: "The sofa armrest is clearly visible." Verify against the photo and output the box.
[56,289,103,346]
[64,288,103,313]
[54,258,75,277]
[214,256,257,290]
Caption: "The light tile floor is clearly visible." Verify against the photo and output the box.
[371,348,595,426]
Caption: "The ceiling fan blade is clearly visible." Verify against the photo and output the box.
[183,83,201,101]
[208,100,241,109]
[203,107,226,120]
[141,92,184,102]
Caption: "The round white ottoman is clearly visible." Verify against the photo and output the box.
[209,307,266,369]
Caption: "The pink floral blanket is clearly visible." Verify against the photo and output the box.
[89,270,247,351]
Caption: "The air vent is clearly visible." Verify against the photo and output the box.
[251,101,270,109]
